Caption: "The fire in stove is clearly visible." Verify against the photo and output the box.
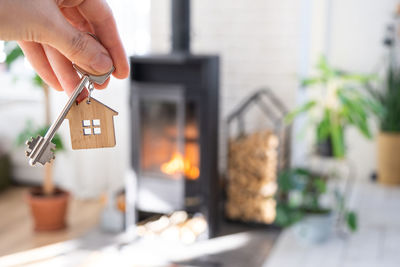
[161,152,200,180]
[159,121,200,180]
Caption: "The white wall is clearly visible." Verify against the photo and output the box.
[327,0,398,180]
[0,62,46,186]
[151,0,302,111]
[151,0,302,170]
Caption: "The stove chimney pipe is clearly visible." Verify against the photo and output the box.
[171,0,190,53]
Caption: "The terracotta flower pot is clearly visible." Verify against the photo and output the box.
[377,132,400,185]
[26,188,69,231]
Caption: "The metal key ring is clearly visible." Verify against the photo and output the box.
[87,82,94,104]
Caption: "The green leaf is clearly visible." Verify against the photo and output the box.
[33,74,44,87]
[292,168,312,176]
[313,178,327,194]
[15,120,64,152]
[316,55,331,76]
[301,77,324,87]
[338,89,375,139]
[277,170,293,193]
[346,211,358,232]
[284,100,317,124]
[329,111,345,158]
[274,203,304,227]
[341,73,377,83]
[316,110,331,141]
[316,55,341,79]
[5,43,24,67]
[362,98,385,119]
[378,66,400,132]
[364,82,385,104]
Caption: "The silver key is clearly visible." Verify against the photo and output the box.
[26,65,115,166]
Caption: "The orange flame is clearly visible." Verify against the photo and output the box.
[161,152,199,180]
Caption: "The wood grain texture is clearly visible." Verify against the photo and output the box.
[66,98,118,150]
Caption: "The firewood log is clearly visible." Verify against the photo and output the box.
[226,130,279,224]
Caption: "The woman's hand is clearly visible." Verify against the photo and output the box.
[0,0,129,97]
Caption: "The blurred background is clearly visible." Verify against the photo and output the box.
[0,0,399,266]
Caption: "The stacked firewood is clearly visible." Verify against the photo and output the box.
[136,211,207,244]
[226,130,279,224]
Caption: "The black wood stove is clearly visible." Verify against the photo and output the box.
[129,0,220,237]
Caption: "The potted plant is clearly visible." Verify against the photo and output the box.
[366,24,400,185]
[5,42,68,231]
[275,168,357,244]
[286,56,380,158]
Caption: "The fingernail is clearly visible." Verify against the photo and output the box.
[91,53,113,74]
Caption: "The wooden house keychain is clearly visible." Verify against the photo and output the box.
[25,63,118,166]
[66,65,118,150]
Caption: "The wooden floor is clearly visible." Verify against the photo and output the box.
[0,186,102,256]
[0,187,279,266]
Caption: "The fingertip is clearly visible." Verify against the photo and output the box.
[94,77,110,89]
[112,63,130,79]
[52,85,64,92]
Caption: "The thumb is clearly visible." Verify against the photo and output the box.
[45,23,113,75]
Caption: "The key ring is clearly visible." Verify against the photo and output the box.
[87,82,94,104]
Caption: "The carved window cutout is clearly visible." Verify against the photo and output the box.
[92,119,100,126]
[93,128,101,135]
[82,120,91,127]
[83,128,92,135]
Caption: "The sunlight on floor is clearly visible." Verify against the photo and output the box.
[0,230,253,266]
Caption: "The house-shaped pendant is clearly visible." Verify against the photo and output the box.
[66,97,118,150]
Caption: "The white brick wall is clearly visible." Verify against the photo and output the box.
[150,0,302,170]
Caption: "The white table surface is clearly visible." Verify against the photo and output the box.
[263,180,400,267]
